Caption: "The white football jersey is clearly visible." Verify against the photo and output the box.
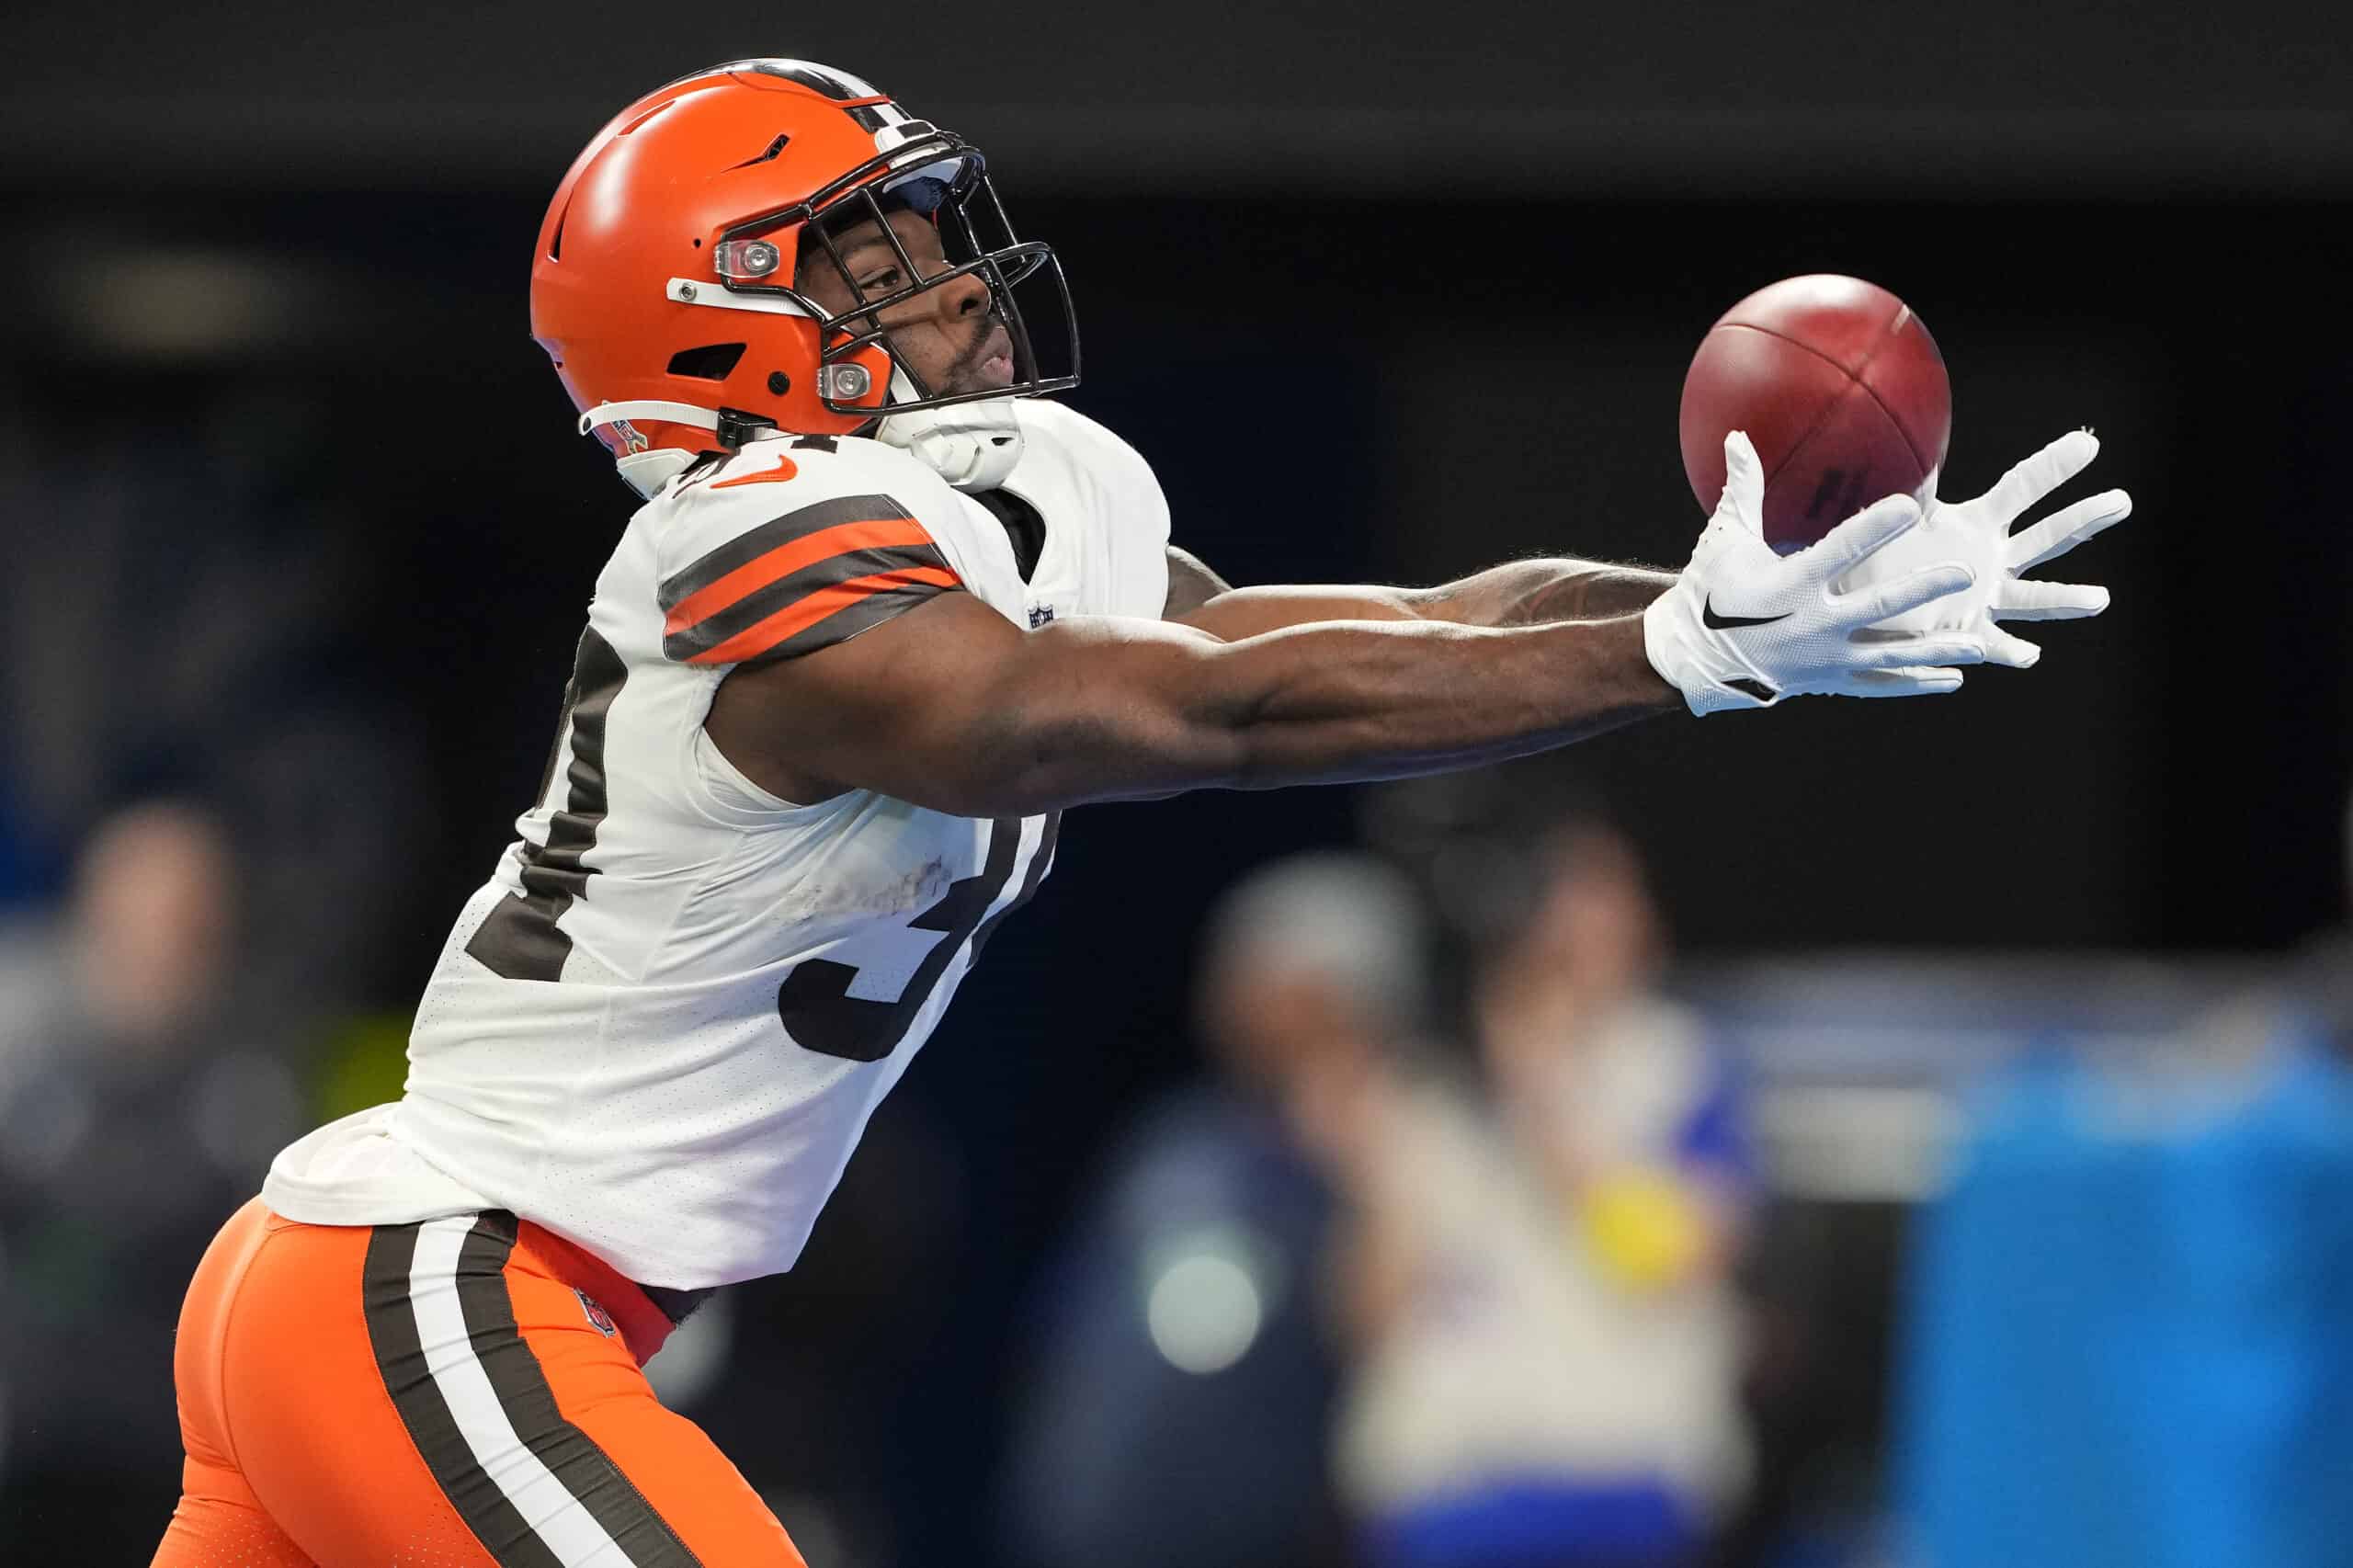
[264,400,1171,1288]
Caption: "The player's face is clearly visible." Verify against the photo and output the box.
[800,207,1015,398]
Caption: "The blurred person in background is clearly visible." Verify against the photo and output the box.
[1329,818,1753,1568]
[0,800,303,1561]
[999,852,1429,1568]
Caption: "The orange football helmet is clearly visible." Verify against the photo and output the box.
[529,60,1077,494]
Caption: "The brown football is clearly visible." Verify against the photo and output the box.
[1679,274,1951,553]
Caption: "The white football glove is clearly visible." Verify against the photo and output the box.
[1644,431,1988,715]
[1838,429,2130,668]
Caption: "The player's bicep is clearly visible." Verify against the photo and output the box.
[706,591,1016,809]
[709,594,1240,816]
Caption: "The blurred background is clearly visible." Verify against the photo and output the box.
[4,4,2350,1564]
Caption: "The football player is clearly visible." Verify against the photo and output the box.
[152,59,2129,1567]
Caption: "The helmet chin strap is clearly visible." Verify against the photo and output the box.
[873,367,1025,492]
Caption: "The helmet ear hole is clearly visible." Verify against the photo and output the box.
[666,343,747,380]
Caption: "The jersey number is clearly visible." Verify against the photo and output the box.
[465,628,628,983]
[777,813,1060,1062]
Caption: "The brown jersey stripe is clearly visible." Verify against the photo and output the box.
[663,544,954,662]
[732,581,952,669]
[657,494,918,614]
[690,569,959,666]
[662,515,945,634]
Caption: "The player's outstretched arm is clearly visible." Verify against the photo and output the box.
[707,435,1984,816]
[1165,546,1677,638]
[706,591,1685,817]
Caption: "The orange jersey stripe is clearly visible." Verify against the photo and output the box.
[688,566,961,666]
[664,517,942,638]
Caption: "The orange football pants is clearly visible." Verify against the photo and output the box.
[152,1198,807,1566]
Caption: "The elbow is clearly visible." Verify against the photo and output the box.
[907,755,1072,821]
[943,702,1252,816]
[927,634,1262,814]
[937,770,1082,822]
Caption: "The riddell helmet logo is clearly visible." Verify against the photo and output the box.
[575,1288,619,1337]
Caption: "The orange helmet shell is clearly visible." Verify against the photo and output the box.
[530,62,904,460]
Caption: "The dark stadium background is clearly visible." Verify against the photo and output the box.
[3,4,2348,1563]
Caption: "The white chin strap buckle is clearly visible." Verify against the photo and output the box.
[614,449,697,498]
[874,371,1025,492]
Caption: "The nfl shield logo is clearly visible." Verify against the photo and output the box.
[575,1289,618,1337]
[1028,604,1055,629]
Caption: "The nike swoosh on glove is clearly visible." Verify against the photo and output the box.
[1837,428,2130,669]
[1643,431,1989,715]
